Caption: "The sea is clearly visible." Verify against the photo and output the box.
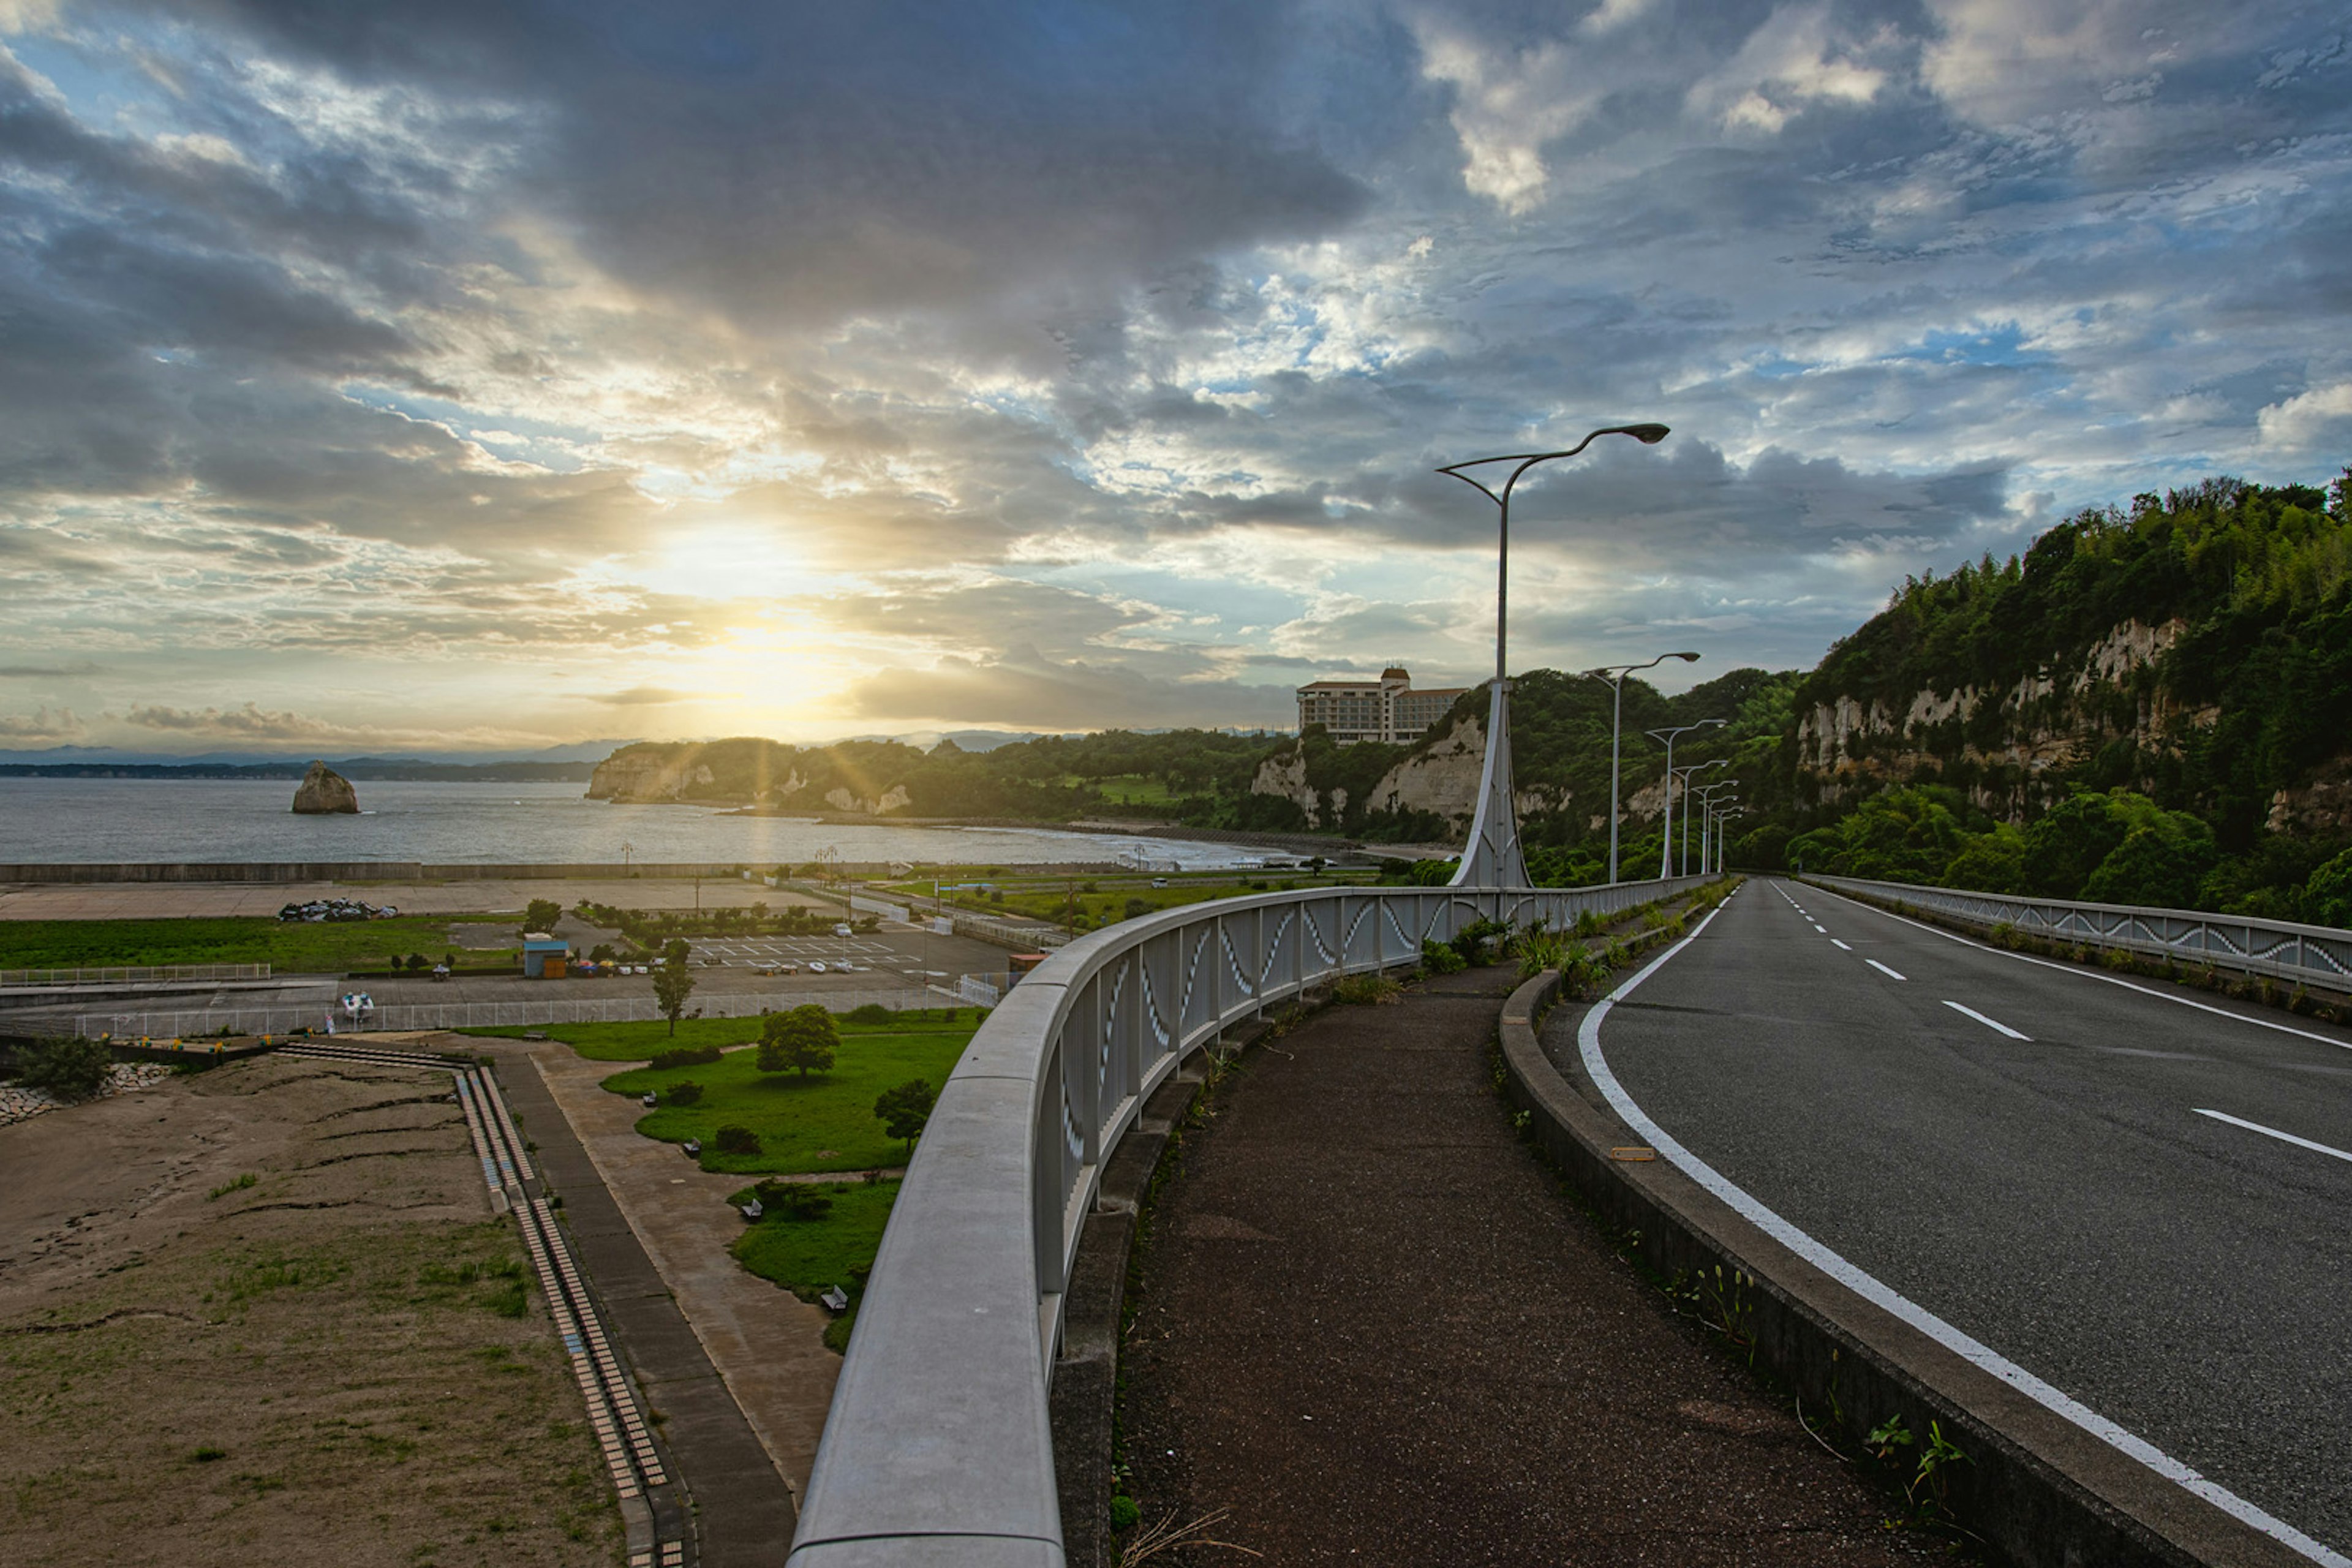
[0,778,1272,870]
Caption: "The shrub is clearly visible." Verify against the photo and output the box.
[753,1181,835,1221]
[666,1080,705,1107]
[846,1003,892,1025]
[405,952,429,971]
[1419,938,1467,974]
[1332,973,1403,1005]
[714,1125,761,1156]
[12,1036,114,1100]
[650,1044,722,1071]
[1123,897,1153,919]
[523,898,564,933]
[1450,917,1510,967]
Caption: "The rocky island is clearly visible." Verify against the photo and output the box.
[290,759,360,813]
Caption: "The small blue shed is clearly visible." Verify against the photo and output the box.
[522,933,569,979]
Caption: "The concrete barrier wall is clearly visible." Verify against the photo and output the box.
[1496,962,2313,1568]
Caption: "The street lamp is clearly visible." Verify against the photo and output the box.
[1585,652,1700,883]
[1643,719,1726,879]
[1666,758,1728,875]
[1434,423,1672,887]
[1692,780,1739,873]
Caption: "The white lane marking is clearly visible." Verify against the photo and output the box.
[1588,900,2350,1568]
[1831,940,1853,951]
[1943,1000,2029,1039]
[1865,959,1905,981]
[2194,1109,2352,1166]
[1807,882,2352,1055]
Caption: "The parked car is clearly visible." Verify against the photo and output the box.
[832,922,853,938]
[808,961,828,974]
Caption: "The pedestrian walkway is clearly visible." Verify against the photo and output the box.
[1117,967,1929,1564]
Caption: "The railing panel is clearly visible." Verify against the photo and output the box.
[1806,875,2352,994]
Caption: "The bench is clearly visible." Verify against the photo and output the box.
[820,1286,850,1314]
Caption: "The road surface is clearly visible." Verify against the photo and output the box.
[1570,878,2352,1560]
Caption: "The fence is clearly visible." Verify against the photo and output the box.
[77,984,937,1040]
[787,873,1715,1566]
[1804,875,2352,996]
[2,963,272,987]
[0,861,759,884]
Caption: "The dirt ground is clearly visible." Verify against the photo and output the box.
[0,1055,622,1567]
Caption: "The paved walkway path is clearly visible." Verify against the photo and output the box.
[517,1039,843,1503]
[1118,968,1934,1565]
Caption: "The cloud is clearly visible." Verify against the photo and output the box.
[0,704,85,741]
[580,685,695,706]
[118,702,363,741]
[2256,383,2352,456]
[846,644,1295,731]
[0,660,100,677]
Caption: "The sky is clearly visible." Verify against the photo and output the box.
[1,0,2348,755]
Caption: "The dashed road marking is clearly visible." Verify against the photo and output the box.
[1943,1000,2029,1040]
[1866,959,1907,981]
[2193,1109,2352,1166]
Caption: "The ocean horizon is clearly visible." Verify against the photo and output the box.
[0,777,1274,870]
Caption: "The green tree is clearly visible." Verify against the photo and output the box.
[874,1077,937,1159]
[12,1036,114,1100]
[523,898,564,933]
[2305,848,2352,929]
[652,941,696,1037]
[758,1004,838,1080]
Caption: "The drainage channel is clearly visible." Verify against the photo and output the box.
[279,1041,690,1568]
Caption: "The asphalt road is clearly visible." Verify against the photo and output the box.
[1572,878,2352,1560]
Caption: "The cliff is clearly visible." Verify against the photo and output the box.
[290,760,358,814]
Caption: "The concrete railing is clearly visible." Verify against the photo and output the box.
[787,875,1714,1567]
[1805,875,2352,995]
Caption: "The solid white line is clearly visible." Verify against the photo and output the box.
[1943,999,2029,1039]
[1831,940,1853,951]
[2194,1108,2352,1166]
[1806,881,2352,1055]
[1583,913,2350,1567]
[1865,958,1905,980]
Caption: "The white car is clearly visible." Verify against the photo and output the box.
[809,960,828,974]
[832,922,853,938]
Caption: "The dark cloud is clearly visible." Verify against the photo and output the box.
[846,644,1294,731]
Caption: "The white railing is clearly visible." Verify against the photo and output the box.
[786,876,1713,1567]
[2,963,273,987]
[1804,875,2352,993]
[77,985,934,1041]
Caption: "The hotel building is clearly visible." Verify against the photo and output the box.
[1295,666,1470,745]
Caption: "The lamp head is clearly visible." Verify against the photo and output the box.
[1701,717,1726,727]
[1672,651,1700,662]
[1618,423,1671,444]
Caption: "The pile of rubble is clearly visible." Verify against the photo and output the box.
[1,1062,171,1128]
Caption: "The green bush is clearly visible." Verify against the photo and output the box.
[715,1125,761,1156]
[753,1181,837,1221]
[1333,973,1403,1005]
[12,1036,114,1100]
[846,1003,892,1025]
[666,1080,705,1107]
[650,1044,723,1072]
[1419,938,1466,974]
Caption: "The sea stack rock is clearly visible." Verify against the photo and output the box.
[292,760,360,814]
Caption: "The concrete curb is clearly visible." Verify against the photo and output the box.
[1498,964,2313,1568]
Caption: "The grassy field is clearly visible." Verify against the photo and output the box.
[730,1180,897,1295]
[594,1022,974,1175]
[0,914,519,972]
[464,1008,983,1064]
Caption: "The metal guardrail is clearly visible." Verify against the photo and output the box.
[2,962,273,987]
[1804,875,2352,993]
[77,985,935,1040]
[787,875,1714,1567]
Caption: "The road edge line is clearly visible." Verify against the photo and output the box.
[1494,941,2340,1568]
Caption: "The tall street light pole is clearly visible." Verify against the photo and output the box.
[1435,423,1670,887]
[1692,780,1738,873]
[1643,719,1725,879]
[1676,759,1729,875]
[1585,652,1699,884]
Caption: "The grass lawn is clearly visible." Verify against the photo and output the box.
[0,914,518,972]
[596,1022,974,1175]
[462,1007,984,1064]
[729,1178,900,1353]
